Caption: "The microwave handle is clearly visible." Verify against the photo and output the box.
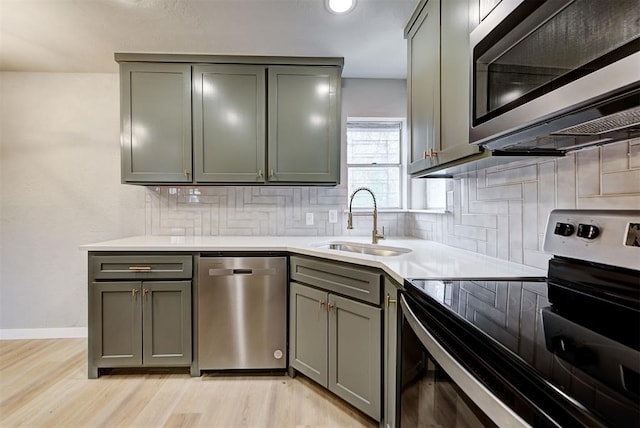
[400,294,530,428]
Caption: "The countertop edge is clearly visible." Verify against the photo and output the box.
[80,236,547,282]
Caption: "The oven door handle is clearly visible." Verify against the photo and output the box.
[400,294,531,428]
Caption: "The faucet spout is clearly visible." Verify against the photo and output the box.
[347,187,385,244]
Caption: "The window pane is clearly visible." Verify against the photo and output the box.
[348,167,401,209]
[347,122,401,164]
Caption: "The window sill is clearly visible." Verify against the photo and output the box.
[343,208,448,214]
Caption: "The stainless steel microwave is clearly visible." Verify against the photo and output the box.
[469,0,640,153]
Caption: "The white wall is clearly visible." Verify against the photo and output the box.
[0,72,145,333]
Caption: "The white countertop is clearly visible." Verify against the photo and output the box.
[81,235,546,284]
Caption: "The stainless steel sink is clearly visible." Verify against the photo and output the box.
[313,241,412,257]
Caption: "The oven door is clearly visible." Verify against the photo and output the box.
[399,294,527,427]
[470,0,640,149]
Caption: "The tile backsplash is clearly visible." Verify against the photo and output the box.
[145,185,407,237]
[146,139,639,270]
[408,138,640,269]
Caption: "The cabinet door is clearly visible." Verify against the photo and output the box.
[407,0,440,175]
[193,65,266,183]
[289,282,329,387]
[439,0,482,165]
[268,66,340,184]
[383,279,400,428]
[328,294,381,420]
[89,282,142,371]
[142,281,192,366]
[120,63,192,183]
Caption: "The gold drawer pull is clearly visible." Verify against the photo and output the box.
[128,266,152,271]
[386,294,397,308]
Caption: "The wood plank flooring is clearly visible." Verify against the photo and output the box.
[0,339,376,427]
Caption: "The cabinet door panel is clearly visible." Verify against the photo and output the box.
[407,0,440,173]
[193,65,266,183]
[143,281,192,366]
[289,282,328,386]
[383,279,400,428]
[90,282,142,368]
[439,0,482,165]
[329,294,381,420]
[120,63,192,183]
[268,66,340,184]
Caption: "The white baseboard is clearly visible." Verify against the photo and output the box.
[0,327,88,340]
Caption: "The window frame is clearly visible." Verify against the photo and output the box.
[346,117,408,210]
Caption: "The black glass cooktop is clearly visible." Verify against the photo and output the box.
[404,275,640,427]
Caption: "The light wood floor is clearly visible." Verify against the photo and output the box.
[0,338,376,427]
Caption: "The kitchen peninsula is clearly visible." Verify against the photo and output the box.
[82,235,544,424]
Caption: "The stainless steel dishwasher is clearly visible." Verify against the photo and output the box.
[198,257,287,370]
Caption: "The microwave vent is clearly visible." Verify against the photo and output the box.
[553,106,640,136]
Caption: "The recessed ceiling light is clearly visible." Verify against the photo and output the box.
[326,0,357,14]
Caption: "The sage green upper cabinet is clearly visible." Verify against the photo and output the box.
[193,65,266,183]
[120,63,192,183]
[406,0,485,178]
[116,54,342,185]
[407,0,440,175]
[268,67,340,184]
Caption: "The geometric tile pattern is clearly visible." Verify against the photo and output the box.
[407,138,640,270]
[146,183,408,237]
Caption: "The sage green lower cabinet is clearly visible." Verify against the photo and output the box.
[329,293,381,420]
[89,280,192,378]
[289,281,381,421]
[383,278,400,428]
[90,281,143,370]
[290,282,329,385]
[88,253,193,379]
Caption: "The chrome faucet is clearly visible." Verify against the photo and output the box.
[347,187,385,244]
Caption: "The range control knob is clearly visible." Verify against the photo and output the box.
[554,222,575,237]
[577,224,600,240]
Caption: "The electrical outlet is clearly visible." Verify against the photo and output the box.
[329,210,338,223]
[306,212,314,225]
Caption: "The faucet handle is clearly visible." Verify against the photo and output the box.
[373,226,385,244]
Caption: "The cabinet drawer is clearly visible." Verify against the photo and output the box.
[90,255,193,280]
[290,256,381,305]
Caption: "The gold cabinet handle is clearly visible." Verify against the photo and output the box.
[423,148,439,158]
[143,288,149,297]
[386,294,397,308]
[183,170,190,178]
[327,303,334,312]
[131,289,139,297]
[319,300,325,310]
[269,169,275,178]
[257,169,263,179]
[128,266,152,271]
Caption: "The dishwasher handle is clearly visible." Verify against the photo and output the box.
[207,268,276,277]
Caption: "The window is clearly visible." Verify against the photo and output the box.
[347,120,403,209]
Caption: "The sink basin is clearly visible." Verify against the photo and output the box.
[313,241,412,257]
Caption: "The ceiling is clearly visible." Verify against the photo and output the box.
[0,0,419,78]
